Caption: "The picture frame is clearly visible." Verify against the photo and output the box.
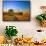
[3,0,31,21]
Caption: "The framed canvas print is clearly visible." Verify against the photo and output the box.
[3,0,31,21]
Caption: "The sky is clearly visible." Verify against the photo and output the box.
[3,1,30,11]
[3,0,30,1]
